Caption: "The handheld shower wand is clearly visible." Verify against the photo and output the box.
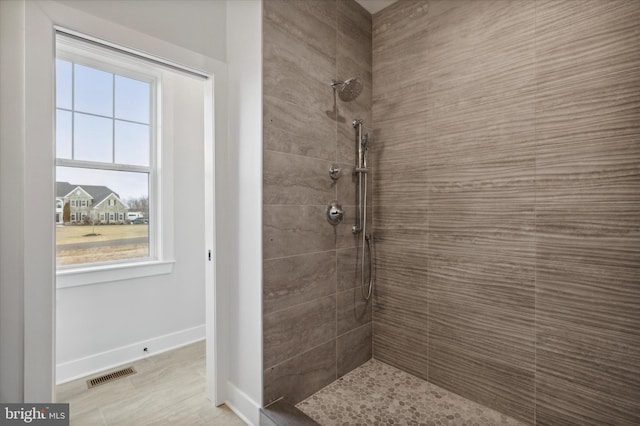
[352,119,373,300]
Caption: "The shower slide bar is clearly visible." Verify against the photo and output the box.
[352,119,373,300]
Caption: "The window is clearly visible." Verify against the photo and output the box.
[55,35,156,269]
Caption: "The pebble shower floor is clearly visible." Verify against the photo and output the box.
[296,359,525,426]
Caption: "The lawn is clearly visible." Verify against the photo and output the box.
[56,224,149,266]
[56,244,149,266]
[56,224,148,245]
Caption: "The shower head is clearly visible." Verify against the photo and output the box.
[331,78,363,102]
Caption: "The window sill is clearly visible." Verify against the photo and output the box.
[56,260,175,288]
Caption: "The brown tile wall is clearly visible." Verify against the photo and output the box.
[262,0,373,405]
[372,0,640,424]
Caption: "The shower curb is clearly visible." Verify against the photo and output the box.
[260,399,319,426]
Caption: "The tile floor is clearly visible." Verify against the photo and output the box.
[297,359,525,426]
[56,341,245,426]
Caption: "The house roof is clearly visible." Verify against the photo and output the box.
[56,182,123,206]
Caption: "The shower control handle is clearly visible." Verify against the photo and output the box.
[329,164,342,180]
[326,200,344,226]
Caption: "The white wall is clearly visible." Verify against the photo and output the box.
[225,1,264,424]
[0,0,27,403]
[55,0,226,62]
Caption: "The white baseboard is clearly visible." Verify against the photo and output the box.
[226,381,261,426]
[56,324,205,384]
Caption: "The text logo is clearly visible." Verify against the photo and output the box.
[1,404,69,425]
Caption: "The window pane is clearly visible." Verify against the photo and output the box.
[56,59,72,109]
[115,121,149,166]
[74,64,113,116]
[56,109,72,159]
[74,113,113,162]
[56,166,149,266]
[115,75,150,124]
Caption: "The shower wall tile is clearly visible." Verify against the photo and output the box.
[370,0,640,423]
[263,0,337,162]
[263,205,336,259]
[427,255,536,423]
[263,251,337,315]
[335,204,371,250]
[427,196,536,259]
[263,20,335,115]
[535,202,640,268]
[373,204,428,244]
[534,1,640,423]
[263,150,337,205]
[537,261,640,337]
[373,167,428,206]
[536,265,640,419]
[264,340,337,405]
[426,0,536,96]
[337,247,371,292]
[373,240,429,381]
[535,376,639,426]
[426,98,536,169]
[337,288,372,335]
[425,1,536,422]
[428,343,535,424]
[337,92,373,165]
[372,0,429,92]
[337,323,372,378]
[372,115,428,171]
[535,0,640,269]
[373,320,429,382]
[263,16,335,94]
[263,295,336,369]
[335,163,358,207]
[337,0,372,166]
[263,0,372,406]
[264,95,337,162]
[535,320,640,425]
[372,82,429,123]
[263,0,336,61]
[373,238,428,293]
[337,0,372,82]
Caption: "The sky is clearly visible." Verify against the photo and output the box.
[56,59,151,200]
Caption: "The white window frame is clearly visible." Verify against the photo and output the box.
[56,33,173,288]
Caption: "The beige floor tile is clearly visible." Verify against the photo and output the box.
[56,341,244,425]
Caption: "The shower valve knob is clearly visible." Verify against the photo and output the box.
[326,200,344,226]
[329,164,342,180]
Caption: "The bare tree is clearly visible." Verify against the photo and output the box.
[125,196,149,217]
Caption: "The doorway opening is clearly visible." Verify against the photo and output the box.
[53,30,218,420]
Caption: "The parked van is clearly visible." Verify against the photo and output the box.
[128,212,144,221]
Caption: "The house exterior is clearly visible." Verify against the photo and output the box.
[56,182,128,224]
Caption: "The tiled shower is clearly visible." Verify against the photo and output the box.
[262,0,640,425]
